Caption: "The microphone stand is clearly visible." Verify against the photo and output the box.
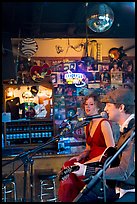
[2,134,62,202]
[2,120,86,202]
[2,118,92,202]
[73,130,135,202]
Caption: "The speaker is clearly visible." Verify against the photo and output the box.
[2,32,16,80]
[6,97,20,120]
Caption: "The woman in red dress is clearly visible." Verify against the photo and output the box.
[58,92,115,202]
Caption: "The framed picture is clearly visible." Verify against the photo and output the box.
[111,71,123,84]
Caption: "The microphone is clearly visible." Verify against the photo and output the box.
[78,114,102,122]
[59,114,78,129]
[63,114,78,123]
[100,111,108,119]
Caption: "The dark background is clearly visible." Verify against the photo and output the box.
[2,2,135,38]
[2,2,135,80]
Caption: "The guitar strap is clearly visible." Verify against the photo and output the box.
[116,118,135,150]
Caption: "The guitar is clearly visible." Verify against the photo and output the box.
[108,45,135,61]
[30,63,51,82]
[58,146,119,181]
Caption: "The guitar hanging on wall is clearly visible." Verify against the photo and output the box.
[30,63,51,83]
[108,45,135,61]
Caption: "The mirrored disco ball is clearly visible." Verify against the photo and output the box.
[87,3,114,33]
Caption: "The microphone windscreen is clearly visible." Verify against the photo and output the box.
[100,111,108,119]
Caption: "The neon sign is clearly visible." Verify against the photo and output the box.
[64,70,86,87]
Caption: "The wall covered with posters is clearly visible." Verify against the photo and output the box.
[7,37,135,154]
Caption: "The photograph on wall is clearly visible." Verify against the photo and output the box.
[54,107,66,120]
[123,71,134,89]
[66,106,77,118]
[63,61,77,72]
[111,84,122,89]
[88,83,100,89]
[54,96,65,109]
[76,85,89,96]
[98,64,110,72]
[110,61,122,72]
[50,72,58,87]
[121,59,134,72]
[77,61,88,73]
[87,63,98,72]
[100,71,111,84]
[64,84,77,96]
[65,96,77,107]
[110,71,123,84]
[86,71,100,83]
[100,82,111,91]
[76,96,85,108]
[54,84,65,95]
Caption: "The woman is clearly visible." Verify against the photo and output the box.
[58,91,115,202]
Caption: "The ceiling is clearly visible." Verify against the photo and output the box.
[2,2,135,39]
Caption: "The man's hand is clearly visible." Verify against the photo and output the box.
[73,162,87,176]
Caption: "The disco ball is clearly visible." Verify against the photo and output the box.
[87,3,114,33]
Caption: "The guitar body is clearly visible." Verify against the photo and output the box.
[30,63,51,82]
[59,147,119,181]
[108,47,126,61]
[109,45,135,61]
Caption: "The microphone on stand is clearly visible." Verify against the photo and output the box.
[100,111,108,119]
[59,114,78,129]
[63,114,78,122]
[77,114,103,122]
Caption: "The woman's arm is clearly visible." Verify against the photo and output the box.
[83,120,115,164]
[84,155,101,164]
[69,144,90,162]
[101,120,115,147]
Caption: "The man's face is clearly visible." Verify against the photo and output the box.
[104,103,120,123]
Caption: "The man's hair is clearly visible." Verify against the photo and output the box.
[114,104,135,114]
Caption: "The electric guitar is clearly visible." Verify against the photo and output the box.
[58,146,119,181]
[30,63,51,82]
[108,45,135,61]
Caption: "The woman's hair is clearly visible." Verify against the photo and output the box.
[81,91,103,113]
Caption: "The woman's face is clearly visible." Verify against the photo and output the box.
[84,97,98,116]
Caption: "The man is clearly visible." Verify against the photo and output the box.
[72,87,135,202]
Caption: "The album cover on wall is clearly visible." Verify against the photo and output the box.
[66,107,77,118]
[54,84,65,95]
[86,71,100,83]
[110,71,123,84]
[65,96,77,107]
[87,64,98,72]
[64,84,77,96]
[98,64,110,72]
[100,71,111,83]
[121,59,134,72]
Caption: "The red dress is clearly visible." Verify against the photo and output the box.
[58,118,110,202]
